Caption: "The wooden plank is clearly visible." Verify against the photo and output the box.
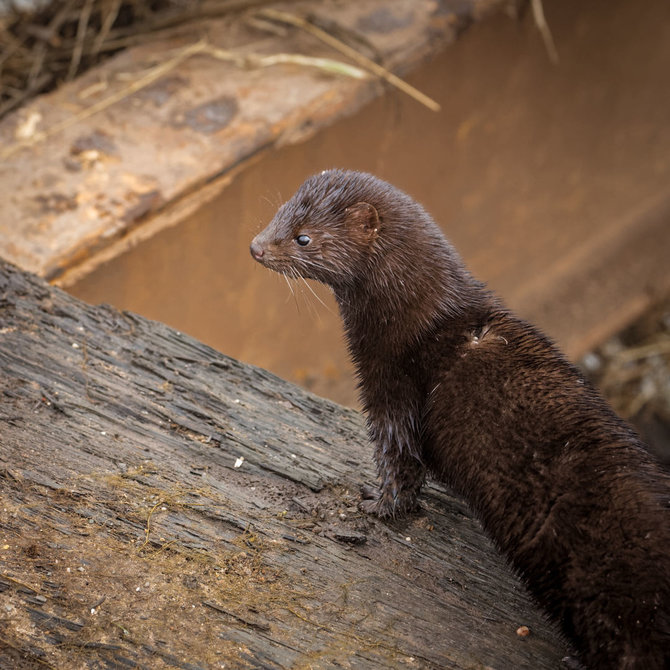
[0,258,570,668]
[514,191,670,358]
[0,0,506,282]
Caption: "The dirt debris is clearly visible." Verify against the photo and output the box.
[581,299,670,466]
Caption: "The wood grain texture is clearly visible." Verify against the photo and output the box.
[0,258,569,668]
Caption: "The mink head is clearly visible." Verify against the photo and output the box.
[252,169,484,330]
[250,170,403,289]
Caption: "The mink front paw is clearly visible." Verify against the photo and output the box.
[359,484,388,516]
[359,485,419,519]
[359,495,395,518]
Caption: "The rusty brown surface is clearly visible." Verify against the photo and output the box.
[0,0,504,280]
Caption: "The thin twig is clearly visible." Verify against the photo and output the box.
[614,339,670,364]
[49,0,79,39]
[531,0,559,64]
[0,24,27,69]
[138,499,165,551]
[27,41,47,88]
[256,8,441,112]
[203,43,368,79]
[92,0,123,59]
[68,0,95,80]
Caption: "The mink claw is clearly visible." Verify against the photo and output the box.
[359,497,395,519]
[360,484,380,501]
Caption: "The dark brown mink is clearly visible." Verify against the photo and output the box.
[250,169,670,670]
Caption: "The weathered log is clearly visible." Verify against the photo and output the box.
[0,258,569,669]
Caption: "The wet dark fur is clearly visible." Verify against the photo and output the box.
[250,169,670,669]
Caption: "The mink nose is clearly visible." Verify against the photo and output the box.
[250,239,265,260]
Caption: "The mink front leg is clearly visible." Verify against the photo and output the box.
[360,418,426,518]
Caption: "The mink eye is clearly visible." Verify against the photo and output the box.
[296,234,311,247]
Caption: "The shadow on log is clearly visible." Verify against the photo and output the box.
[0,258,570,668]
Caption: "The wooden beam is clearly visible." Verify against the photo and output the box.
[0,0,505,281]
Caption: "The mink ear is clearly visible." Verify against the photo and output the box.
[345,202,380,232]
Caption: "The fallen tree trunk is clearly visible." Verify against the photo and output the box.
[0,258,569,669]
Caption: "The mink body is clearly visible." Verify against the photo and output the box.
[250,169,670,669]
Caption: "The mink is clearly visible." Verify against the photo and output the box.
[250,169,670,669]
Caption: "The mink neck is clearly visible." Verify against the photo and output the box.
[333,233,488,358]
